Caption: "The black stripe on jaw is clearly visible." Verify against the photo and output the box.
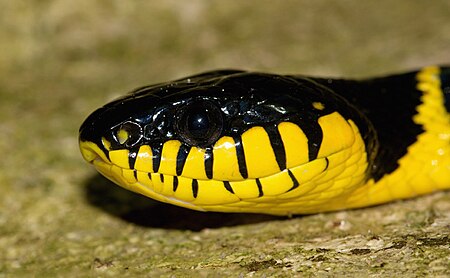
[152,142,163,173]
[128,147,139,170]
[233,135,248,179]
[93,139,110,161]
[264,125,286,171]
[204,147,213,179]
[298,120,323,161]
[176,144,191,176]
[223,181,234,194]
[287,169,300,192]
[192,179,199,198]
[256,178,263,197]
[173,176,178,192]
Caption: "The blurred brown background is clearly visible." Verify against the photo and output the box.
[0,1,449,276]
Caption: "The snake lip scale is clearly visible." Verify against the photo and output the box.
[79,66,450,215]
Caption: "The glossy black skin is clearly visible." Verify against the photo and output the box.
[80,70,377,173]
[314,72,425,179]
[81,68,441,181]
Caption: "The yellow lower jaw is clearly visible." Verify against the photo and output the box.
[90,154,206,212]
[79,116,370,215]
[79,127,368,216]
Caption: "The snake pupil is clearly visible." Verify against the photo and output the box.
[187,111,210,139]
[176,100,223,147]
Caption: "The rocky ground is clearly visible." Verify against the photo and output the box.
[0,1,449,276]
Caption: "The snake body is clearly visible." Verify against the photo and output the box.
[79,66,450,215]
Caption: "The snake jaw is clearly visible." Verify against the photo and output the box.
[79,140,120,183]
[78,68,450,215]
[79,139,208,212]
[79,139,115,182]
[77,70,369,215]
[79,140,108,164]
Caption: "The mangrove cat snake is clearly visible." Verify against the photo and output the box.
[79,66,449,215]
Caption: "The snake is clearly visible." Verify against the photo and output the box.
[79,66,450,216]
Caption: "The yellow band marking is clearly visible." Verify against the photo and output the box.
[241,126,280,178]
[134,145,153,172]
[230,179,261,199]
[277,158,328,199]
[136,171,153,191]
[109,149,130,169]
[158,140,182,176]
[192,180,240,205]
[182,146,208,179]
[122,169,137,184]
[160,175,177,197]
[259,170,295,196]
[317,112,355,158]
[278,122,309,168]
[343,66,450,209]
[172,176,196,202]
[149,173,163,193]
[212,136,242,180]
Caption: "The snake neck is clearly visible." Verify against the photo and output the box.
[310,67,449,182]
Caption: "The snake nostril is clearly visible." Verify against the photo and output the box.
[112,121,143,147]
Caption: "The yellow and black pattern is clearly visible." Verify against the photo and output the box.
[79,66,450,215]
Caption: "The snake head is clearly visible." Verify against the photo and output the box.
[79,70,373,214]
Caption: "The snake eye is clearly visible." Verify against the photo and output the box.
[114,121,142,147]
[176,100,223,147]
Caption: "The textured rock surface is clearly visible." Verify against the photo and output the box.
[0,1,449,276]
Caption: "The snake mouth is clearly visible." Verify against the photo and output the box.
[79,140,123,185]
[79,140,126,186]
[79,140,207,211]
[78,116,368,214]
[79,140,109,164]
